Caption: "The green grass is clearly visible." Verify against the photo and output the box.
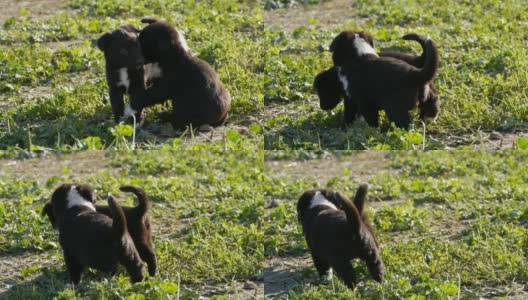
[0,0,263,150]
[264,0,528,150]
[264,151,528,298]
[0,146,263,298]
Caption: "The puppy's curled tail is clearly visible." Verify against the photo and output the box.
[402,33,428,66]
[119,185,149,218]
[108,195,127,238]
[141,17,158,24]
[411,36,439,86]
[332,185,368,233]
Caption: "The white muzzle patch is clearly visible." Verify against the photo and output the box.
[66,186,96,211]
[309,191,338,210]
[117,68,130,91]
[353,34,378,57]
[336,67,351,98]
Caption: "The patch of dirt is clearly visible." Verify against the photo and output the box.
[264,0,358,33]
[265,151,390,187]
[264,256,313,297]
[197,280,263,300]
[0,151,111,184]
[0,252,60,295]
[449,130,528,150]
[0,0,66,24]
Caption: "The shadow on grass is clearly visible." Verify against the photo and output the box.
[0,268,69,299]
[264,110,379,150]
[264,262,317,298]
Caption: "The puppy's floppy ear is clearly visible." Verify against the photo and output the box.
[97,32,112,51]
[76,185,96,203]
[42,203,57,229]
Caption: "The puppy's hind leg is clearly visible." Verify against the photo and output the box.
[311,254,330,277]
[137,243,157,277]
[331,259,357,288]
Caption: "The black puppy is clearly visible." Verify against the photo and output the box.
[297,184,384,288]
[315,33,440,121]
[97,25,158,125]
[124,18,231,130]
[43,185,157,277]
[95,186,156,276]
[379,33,440,121]
[326,31,439,128]
[42,184,145,285]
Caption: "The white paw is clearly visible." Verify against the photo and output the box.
[123,104,137,117]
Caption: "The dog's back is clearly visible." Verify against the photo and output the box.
[297,185,383,288]
[58,207,118,272]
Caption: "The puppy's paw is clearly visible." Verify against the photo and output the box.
[123,104,137,118]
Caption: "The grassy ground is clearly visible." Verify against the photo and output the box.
[264,0,528,150]
[264,151,528,298]
[0,0,263,150]
[0,147,263,299]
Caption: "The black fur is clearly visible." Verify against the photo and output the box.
[315,31,439,128]
[95,186,157,276]
[97,25,145,124]
[297,184,384,288]
[379,33,440,120]
[42,183,145,285]
[129,18,231,130]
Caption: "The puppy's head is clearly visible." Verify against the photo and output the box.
[419,86,440,121]
[97,26,144,69]
[330,31,377,65]
[139,20,192,63]
[43,184,97,228]
[314,67,343,111]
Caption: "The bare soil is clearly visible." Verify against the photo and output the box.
[264,0,358,33]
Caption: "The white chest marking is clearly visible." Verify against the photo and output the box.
[117,68,130,91]
[146,63,163,79]
[309,191,338,210]
[354,34,378,57]
[336,67,351,98]
[66,186,96,211]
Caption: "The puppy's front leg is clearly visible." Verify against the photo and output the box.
[360,104,380,128]
[109,86,125,123]
[64,252,83,286]
[141,78,171,108]
[343,96,358,125]
[385,107,412,129]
